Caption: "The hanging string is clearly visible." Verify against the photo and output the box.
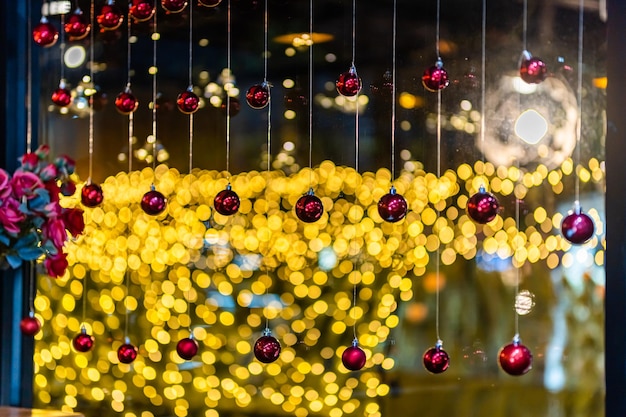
[522,0,528,51]
[151,0,158,173]
[28,262,36,315]
[480,0,486,166]
[574,0,584,203]
[88,0,95,182]
[308,0,314,183]
[263,0,268,84]
[26,0,32,153]
[124,271,130,339]
[434,0,443,344]
[351,0,359,342]
[127,3,134,173]
[226,0,232,177]
[60,13,66,83]
[263,0,272,332]
[390,0,397,179]
[188,1,194,175]
[435,0,441,58]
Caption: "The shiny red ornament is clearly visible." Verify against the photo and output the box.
[198,0,223,7]
[115,87,139,114]
[81,183,104,207]
[561,203,595,244]
[295,189,324,223]
[467,185,499,224]
[117,342,138,364]
[254,329,281,363]
[64,8,90,41]
[423,342,450,374]
[20,314,41,336]
[141,187,167,215]
[336,65,362,97]
[246,83,270,109]
[498,337,532,376]
[214,184,240,216]
[377,186,407,223]
[97,1,124,32]
[51,81,72,107]
[422,58,450,92]
[72,327,95,352]
[519,51,547,84]
[162,0,188,13]
[33,16,58,47]
[342,340,366,371]
[177,88,200,114]
[130,0,156,22]
[220,96,241,117]
[176,337,199,360]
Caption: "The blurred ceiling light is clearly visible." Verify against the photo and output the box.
[515,109,549,144]
[274,32,334,47]
[64,45,86,68]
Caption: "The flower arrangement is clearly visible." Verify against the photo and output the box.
[0,145,84,278]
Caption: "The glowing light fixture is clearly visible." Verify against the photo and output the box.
[515,109,548,144]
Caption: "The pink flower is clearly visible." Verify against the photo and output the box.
[44,252,68,278]
[11,171,44,200]
[43,218,67,251]
[62,207,85,237]
[0,197,26,235]
[0,169,10,200]
[19,153,40,171]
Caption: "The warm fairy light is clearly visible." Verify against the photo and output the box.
[33,159,605,417]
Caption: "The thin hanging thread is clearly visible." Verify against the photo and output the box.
[435,0,441,58]
[308,0,314,184]
[226,0,232,177]
[26,0,32,153]
[574,0,584,203]
[151,1,158,173]
[188,1,194,175]
[522,0,528,51]
[60,14,66,82]
[390,0,397,179]
[29,262,36,315]
[480,0,486,166]
[88,0,95,182]
[351,0,359,342]
[263,0,272,331]
[434,0,443,344]
[127,4,134,173]
[124,271,130,340]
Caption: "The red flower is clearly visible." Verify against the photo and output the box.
[20,153,40,170]
[43,218,67,251]
[44,180,61,203]
[62,208,85,237]
[11,171,44,200]
[44,252,68,278]
[0,169,10,200]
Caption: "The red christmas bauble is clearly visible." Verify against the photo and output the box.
[520,53,547,84]
[561,206,595,244]
[176,337,199,360]
[141,188,167,215]
[177,89,200,114]
[253,333,281,363]
[246,83,270,109]
[97,2,124,32]
[64,8,90,41]
[467,186,499,224]
[33,17,58,47]
[423,344,450,374]
[162,0,188,13]
[117,343,138,364]
[342,344,366,371]
[115,89,139,114]
[377,186,407,223]
[220,96,241,117]
[60,180,77,196]
[498,339,532,376]
[20,315,41,336]
[73,329,95,352]
[422,59,450,92]
[81,183,104,207]
[130,0,156,22]
[214,185,240,216]
[370,70,393,98]
[198,0,223,7]
[336,66,362,97]
[51,86,72,107]
[295,190,324,223]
